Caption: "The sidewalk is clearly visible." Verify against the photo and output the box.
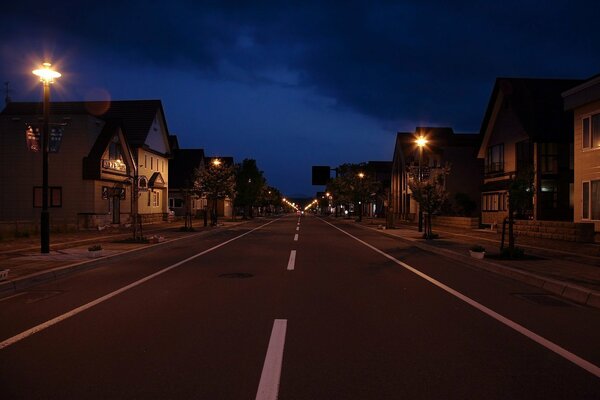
[0,219,247,296]
[348,217,600,309]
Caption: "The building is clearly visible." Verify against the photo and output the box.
[168,145,206,217]
[478,78,582,225]
[391,127,481,223]
[0,100,172,230]
[563,75,600,234]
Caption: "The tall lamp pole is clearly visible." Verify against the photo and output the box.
[415,136,427,233]
[32,63,61,253]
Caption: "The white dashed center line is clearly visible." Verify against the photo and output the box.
[255,319,288,400]
[287,250,296,270]
[294,234,298,241]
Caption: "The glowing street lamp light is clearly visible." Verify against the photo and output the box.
[212,158,222,167]
[415,135,428,232]
[32,62,60,253]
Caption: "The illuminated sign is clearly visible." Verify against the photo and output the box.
[102,159,127,172]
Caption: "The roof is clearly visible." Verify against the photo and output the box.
[169,149,205,189]
[562,73,600,110]
[479,78,582,142]
[1,99,169,149]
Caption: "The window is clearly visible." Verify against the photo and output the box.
[540,179,558,209]
[485,144,504,174]
[33,187,62,208]
[151,191,160,207]
[108,136,123,161]
[482,192,507,211]
[151,157,153,170]
[516,140,532,172]
[582,114,600,149]
[540,143,558,174]
[584,180,600,220]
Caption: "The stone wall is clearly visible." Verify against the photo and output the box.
[498,220,595,243]
[432,216,479,229]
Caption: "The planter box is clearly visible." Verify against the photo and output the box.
[0,269,9,281]
[88,250,104,258]
[469,250,485,259]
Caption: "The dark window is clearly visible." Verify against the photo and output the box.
[583,182,589,219]
[540,179,558,209]
[108,136,124,161]
[33,187,62,208]
[592,181,600,220]
[540,143,558,174]
[516,140,532,172]
[485,144,504,174]
[583,114,600,149]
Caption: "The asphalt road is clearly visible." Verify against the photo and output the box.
[1,214,599,399]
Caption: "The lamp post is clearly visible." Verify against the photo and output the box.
[415,136,427,232]
[357,172,365,222]
[32,63,61,253]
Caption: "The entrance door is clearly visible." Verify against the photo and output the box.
[112,196,120,224]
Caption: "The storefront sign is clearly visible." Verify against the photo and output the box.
[102,159,127,172]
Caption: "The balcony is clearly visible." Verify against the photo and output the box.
[485,162,504,176]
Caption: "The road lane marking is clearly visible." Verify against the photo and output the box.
[320,219,600,379]
[296,227,299,231]
[287,250,296,271]
[0,219,281,351]
[0,292,27,303]
[255,319,287,400]
[294,234,298,241]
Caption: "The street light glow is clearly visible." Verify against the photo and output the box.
[416,136,428,147]
[358,172,365,179]
[212,158,222,166]
[32,62,61,84]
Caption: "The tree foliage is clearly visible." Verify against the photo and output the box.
[325,163,380,221]
[408,165,450,239]
[234,159,266,218]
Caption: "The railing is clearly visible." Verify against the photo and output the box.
[485,162,504,175]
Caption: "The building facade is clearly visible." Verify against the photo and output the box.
[563,75,600,233]
[478,78,582,225]
[0,100,171,230]
[391,127,481,222]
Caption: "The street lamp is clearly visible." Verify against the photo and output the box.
[212,158,222,167]
[357,172,365,222]
[32,62,61,253]
[415,135,428,232]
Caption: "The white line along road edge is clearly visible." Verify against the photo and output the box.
[0,218,281,351]
[255,319,288,400]
[320,218,600,379]
[287,250,297,271]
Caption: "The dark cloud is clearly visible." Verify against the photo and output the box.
[3,1,600,131]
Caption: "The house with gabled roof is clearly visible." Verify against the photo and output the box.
[0,99,172,230]
[563,74,600,236]
[478,78,582,225]
[390,127,481,224]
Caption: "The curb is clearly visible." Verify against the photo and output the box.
[0,221,249,297]
[354,223,600,310]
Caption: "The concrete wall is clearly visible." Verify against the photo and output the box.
[501,220,596,243]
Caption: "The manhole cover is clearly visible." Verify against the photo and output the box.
[218,273,254,279]
[514,293,574,307]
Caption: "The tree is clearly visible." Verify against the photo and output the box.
[193,161,235,226]
[408,166,450,239]
[326,163,380,221]
[504,167,535,256]
[257,185,282,215]
[234,159,266,219]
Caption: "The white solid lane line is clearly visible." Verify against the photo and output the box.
[0,219,281,351]
[287,250,296,271]
[320,218,600,379]
[294,234,298,241]
[255,319,288,400]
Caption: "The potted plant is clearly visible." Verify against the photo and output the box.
[88,244,103,258]
[469,245,485,259]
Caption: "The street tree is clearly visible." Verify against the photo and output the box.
[504,167,535,257]
[408,166,450,239]
[193,160,235,226]
[326,163,380,221]
[234,159,266,219]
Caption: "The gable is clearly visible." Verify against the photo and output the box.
[145,112,169,154]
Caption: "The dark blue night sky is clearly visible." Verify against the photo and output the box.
[2,1,600,196]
